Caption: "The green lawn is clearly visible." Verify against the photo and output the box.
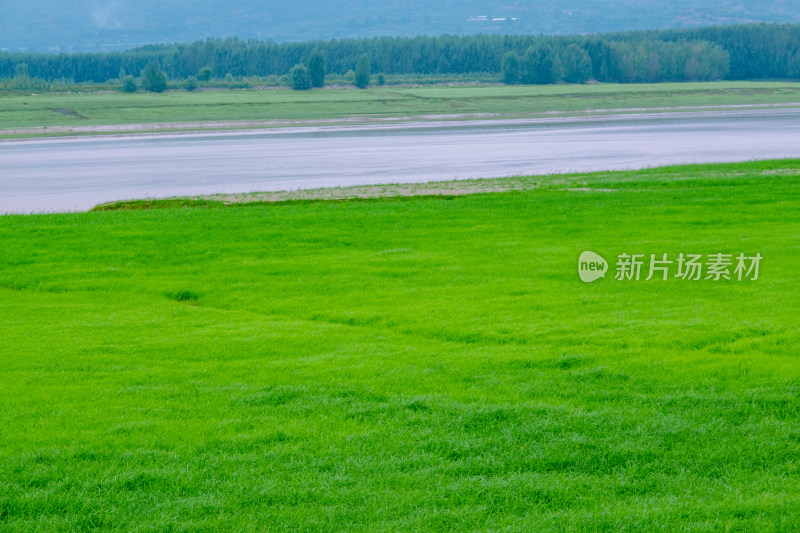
[2,81,800,136]
[1,160,799,530]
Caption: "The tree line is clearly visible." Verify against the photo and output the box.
[1,23,799,89]
[502,39,730,84]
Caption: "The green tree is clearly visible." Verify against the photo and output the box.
[789,51,800,78]
[289,63,312,90]
[14,63,29,79]
[693,42,730,81]
[141,60,168,93]
[561,44,592,83]
[120,75,137,93]
[583,39,612,81]
[308,49,325,88]
[355,54,371,88]
[523,46,561,84]
[502,51,520,84]
[197,66,212,81]
[185,76,199,92]
[12,63,31,90]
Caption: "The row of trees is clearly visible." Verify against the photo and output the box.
[1,24,799,88]
[289,49,327,90]
[290,52,371,90]
[502,40,730,85]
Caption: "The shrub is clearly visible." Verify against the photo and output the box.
[120,75,137,93]
[197,66,212,81]
[185,76,199,92]
[290,64,312,90]
[141,60,168,93]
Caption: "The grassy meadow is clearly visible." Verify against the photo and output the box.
[2,81,800,136]
[0,160,799,530]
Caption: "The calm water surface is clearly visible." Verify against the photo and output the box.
[1,109,799,213]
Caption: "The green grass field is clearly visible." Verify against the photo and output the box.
[1,160,799,530]
[3,81,800,136]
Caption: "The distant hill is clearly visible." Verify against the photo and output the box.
[2,0,799,53]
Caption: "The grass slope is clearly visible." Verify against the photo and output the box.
[0,160,799,530]
[2,82,800,136]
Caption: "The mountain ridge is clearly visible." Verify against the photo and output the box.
[1,0,799,53]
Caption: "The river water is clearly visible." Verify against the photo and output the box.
[2,109,799,214]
